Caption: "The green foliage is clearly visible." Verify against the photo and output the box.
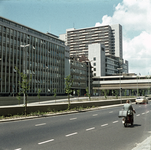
[112,90,114,96]
[16,92,21,105]
[102,89,107,99]
[124,90,127,97]
[86,87,91,100]
[148,88,150,95]
[142,90,145,96]
[53,88,57,103]
[77,89,80,97]
[132,89,134,96]
[94,89,97,96]
[65,75,74,109]
[115,90,118,99]
[15,66,32,115]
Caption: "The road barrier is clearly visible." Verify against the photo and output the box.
[0,98,136,116]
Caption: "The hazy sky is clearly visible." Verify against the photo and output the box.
[0,0,151,76]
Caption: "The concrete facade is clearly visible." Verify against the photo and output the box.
[60,24,128,76]
[93,74,151,96]
[88,43,105,76]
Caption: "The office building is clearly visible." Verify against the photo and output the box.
[60,24,128,76]
[60,24,123,58]
[70,55,93,96]
[0,16,66,96]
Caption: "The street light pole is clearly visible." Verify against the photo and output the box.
[86,60,93,99]
[20,44,30,105]
[88,62,90,96]
[117,68,123,103]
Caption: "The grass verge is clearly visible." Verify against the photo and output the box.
[0,105,96,120]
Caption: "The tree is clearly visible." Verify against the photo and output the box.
[124,89,127,97]
[15,66,32,116]
[94,89,97,96]
[53,88,57,103]
[102,89,107,99]
[86,87,91,101]
[37,88,41,103]
[65,75,74,109]
[77,89,80,101]
[132,89,134,96]
[16,92,21,105]
[115,90,118,99]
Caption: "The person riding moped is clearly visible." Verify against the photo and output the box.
[123,100,136,123]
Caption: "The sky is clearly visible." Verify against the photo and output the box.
[0,0,151,76]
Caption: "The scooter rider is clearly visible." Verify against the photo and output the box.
[123,100,135,117]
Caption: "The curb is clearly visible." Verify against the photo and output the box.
[0,103,124,123]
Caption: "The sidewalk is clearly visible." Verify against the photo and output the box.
[132,136,151,150]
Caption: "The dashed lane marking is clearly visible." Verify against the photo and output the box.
[113,120,118,123]
[146,111,149,113]
[14,148,21,150]
[93,114,98,116]
[38,139,54,145]
[86,127,95,131]
[35,123,46,126]
[70,118,77,120]
[101,124,108,127]
[142,113,145,115]
[109,111,113,113]
[136,114,140,116]
[66,132,78,137]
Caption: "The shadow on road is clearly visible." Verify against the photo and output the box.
[126,124,141,128]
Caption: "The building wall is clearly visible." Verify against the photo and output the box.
[64,25,114,57]
[65,46,70,77]
[0,17,65,96]
[88,43,105,76]
[110,24,123,59]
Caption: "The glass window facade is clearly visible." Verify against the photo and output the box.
[0,17,65,96]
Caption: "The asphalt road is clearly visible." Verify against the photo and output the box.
[0,102,151,150]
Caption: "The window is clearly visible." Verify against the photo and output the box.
[94,68,96,71]
[93,57,96,61]
[93,63,96,66]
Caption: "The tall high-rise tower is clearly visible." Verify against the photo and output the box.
[60,24,123,59]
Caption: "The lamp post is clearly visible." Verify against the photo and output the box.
[20,44,30,105]
[117,68,123,102]
[86,60,93,99]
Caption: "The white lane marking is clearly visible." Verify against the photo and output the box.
[35,123,46,126]
[70,118,77,120]
[38,139,54,145]
[113,120,118,124]
[101,124,108,127]
[142,113,145,115]
[146,111,149,114]
[93,114,98,116]
[66,132,77,137]
[139,106,141,107]
[86,127,95,131]
[15,148,21,150]
[109,111,113,113]
[136,114,140,116]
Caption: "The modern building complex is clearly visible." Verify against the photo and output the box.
[59,24,128,76]
[60,24,123,58]
[0,16,66,96]
[1,16,144,98]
